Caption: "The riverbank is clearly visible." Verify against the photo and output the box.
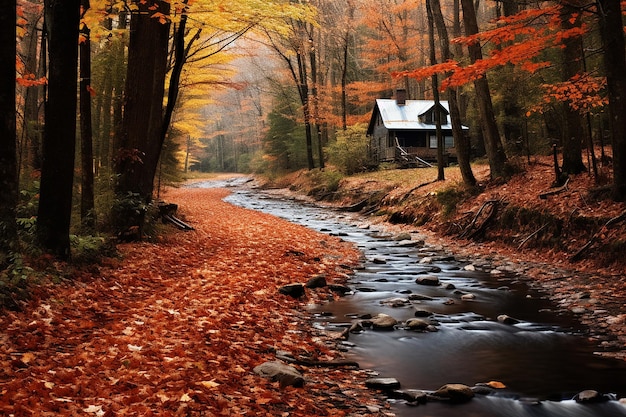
[255,159,626,361]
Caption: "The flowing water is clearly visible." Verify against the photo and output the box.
[191,179,626,416]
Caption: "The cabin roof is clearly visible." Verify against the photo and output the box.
[367,99,466,134]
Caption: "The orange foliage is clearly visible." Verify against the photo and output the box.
[0,186,384,416]
[398,4,594,94]
[530,73,608,115]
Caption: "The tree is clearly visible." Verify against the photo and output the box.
[426,0,445,181]
[0,0,18,268]
[430,0,476,186]
[80,0,95,231]
[37,0,81,258]
[559,3,586,175]
[461,0,508,180]
[597,0,626,201]
[115,0,170,206]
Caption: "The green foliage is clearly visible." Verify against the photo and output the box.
[70,235,117,264]
[304,169,344,196]
[326,124,371,175]
[435,187,467,217]
[0,254,33,310]
[263,105,308,173]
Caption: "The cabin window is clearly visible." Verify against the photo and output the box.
[420,109,448,125]
[429,135,454,148]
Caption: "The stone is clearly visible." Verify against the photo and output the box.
[461,293,476,300]
[574,390,608,403]
[405,318,431,330]
[396,389,428,404]
[419,257,433,264]
[305,275,327,289]
[413,309,433,317]
[382,297,410,307]
[497,314,520,325]
[432,383,475,403]
[408,294,434,301]
[463,264,476,271]
[253,361,304,388]
[278,283,305,298]
[328,284,352,295]
[371,313,398,330]
[365,377,401,390]
[394,233,412,241]
[372,258,387,264]
[416,275,440,286]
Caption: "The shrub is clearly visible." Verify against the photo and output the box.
[326,124,370,175]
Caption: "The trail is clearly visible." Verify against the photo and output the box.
[0,187,384,416]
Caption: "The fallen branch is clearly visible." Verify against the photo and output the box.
[397,179,438,204]
[570,210,626,261]
[517,224,548,250]
[459,199,499,239]
[539,177,570,199]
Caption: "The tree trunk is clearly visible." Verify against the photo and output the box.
[431,0,476,186]
[461,0,508,180]
[426,0,445,181]
[597,0,626,201]
[80,21,95,231]
[116,0,170,202]
[560,4,586,175]
[296,51,315,170]
[20,8,44,173]
[37,0,80,259]
[0,0,18,267]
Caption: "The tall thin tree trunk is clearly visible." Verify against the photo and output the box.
[80,18,95,231]
[597,0,626,201]
[426,0,445,181]
[431,0,476,186]
[0,0,18,268]
[560,4,586,175]
[37,0,81,259]
[461,0,508,180]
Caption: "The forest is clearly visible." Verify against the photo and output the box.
[1,0,626,288]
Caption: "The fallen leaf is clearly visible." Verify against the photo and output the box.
[199,380,220,389]
[180,393,192,402]
[21,352,35,364]
[487,381,506,389]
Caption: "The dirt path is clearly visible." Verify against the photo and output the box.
[0,187,389,416]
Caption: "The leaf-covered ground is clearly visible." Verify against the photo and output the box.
[0,187,390,416]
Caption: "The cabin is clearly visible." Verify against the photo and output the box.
[366,92,466,167]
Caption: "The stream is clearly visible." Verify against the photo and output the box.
[192,179,626,417]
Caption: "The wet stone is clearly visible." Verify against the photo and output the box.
[365,377,401,390]
[409,294,434,301]
[278,283,305,298]
[416,275,440,286]
[432,383,475,403]
[497,314,520,325]
[371,313,398,329]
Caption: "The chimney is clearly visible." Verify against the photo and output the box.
[395,88,407,106]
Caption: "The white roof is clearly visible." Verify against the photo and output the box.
[375,99,461,130]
